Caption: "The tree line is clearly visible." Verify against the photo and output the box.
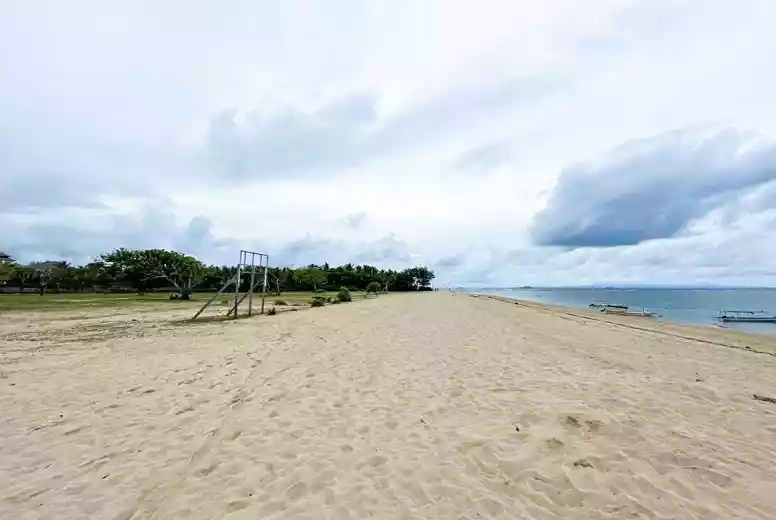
[0,249,435,297]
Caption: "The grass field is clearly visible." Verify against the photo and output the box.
[0,291,370,312]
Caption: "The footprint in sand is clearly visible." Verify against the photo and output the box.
[573,458,595,469]
[285,482,307,501]
[545,438,565,450]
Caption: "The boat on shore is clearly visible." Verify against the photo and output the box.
[717,310,776,323]
[601,308,656,318]
[589,303,629,309]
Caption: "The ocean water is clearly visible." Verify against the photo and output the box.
[473,288,776,336]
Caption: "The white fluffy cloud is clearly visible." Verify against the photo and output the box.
[3,0,776,286]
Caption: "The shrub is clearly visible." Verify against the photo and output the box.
[274,299,287,306]
[337,286,352,303]
[326,296,334,303]
[366,281,382,295]
[310,298,325,307]
[267,307,277,315]
[331,299,340,304]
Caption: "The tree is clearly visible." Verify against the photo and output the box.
[84,262,109,292]
[0,248,435,295]
[65,262,109,292]
[293,267,328,292]
[101,249,205,298]
[0,264,12,286]
[99,248,152,292]
[0,253,16,286]
[394,266,435,291]
[140,249,205,299]
[12,265,35,292]
[69,266,88,292]
[26,261,68,295]
[43,261,71,292]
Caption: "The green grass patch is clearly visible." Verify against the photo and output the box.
[0,292,200,312]
[0,290,370,312]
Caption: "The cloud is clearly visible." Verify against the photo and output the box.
[276,233,411,267]
[1,204,235,265]
[341,212,368,229]
[452,142,513,174]
[0,113,165,213]
[0,171,108,213]
[375,75,566,156]
[205,94,378,179]
[530,129,776,248]
[441,219,776,288]
[201,73,564,182]
[2,200,416,271]
[435,254,466,269]
[352,235,412,265]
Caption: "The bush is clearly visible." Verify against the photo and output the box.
[267,307,277,315]
[366,281,382,295]
[337,286,352,303]
[274,299,287,306]
[310,298,325,307]
[331,299,340,304]
[326,296,334,303]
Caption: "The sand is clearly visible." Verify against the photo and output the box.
[2,292,776,519]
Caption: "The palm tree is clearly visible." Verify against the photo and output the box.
[0,252,16,287]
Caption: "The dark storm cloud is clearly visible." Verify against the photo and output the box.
[530,129,776,248]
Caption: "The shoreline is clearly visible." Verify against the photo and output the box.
[469,293,776,357]
[467,287,776,335]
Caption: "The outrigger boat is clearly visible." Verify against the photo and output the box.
[589,303,628,309]
[601,308,655,318]
[589,302,655,317]
[717,310,776,323]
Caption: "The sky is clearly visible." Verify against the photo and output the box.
[2,0,776,287]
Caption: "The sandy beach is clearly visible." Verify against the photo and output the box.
[2,292,776,519]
